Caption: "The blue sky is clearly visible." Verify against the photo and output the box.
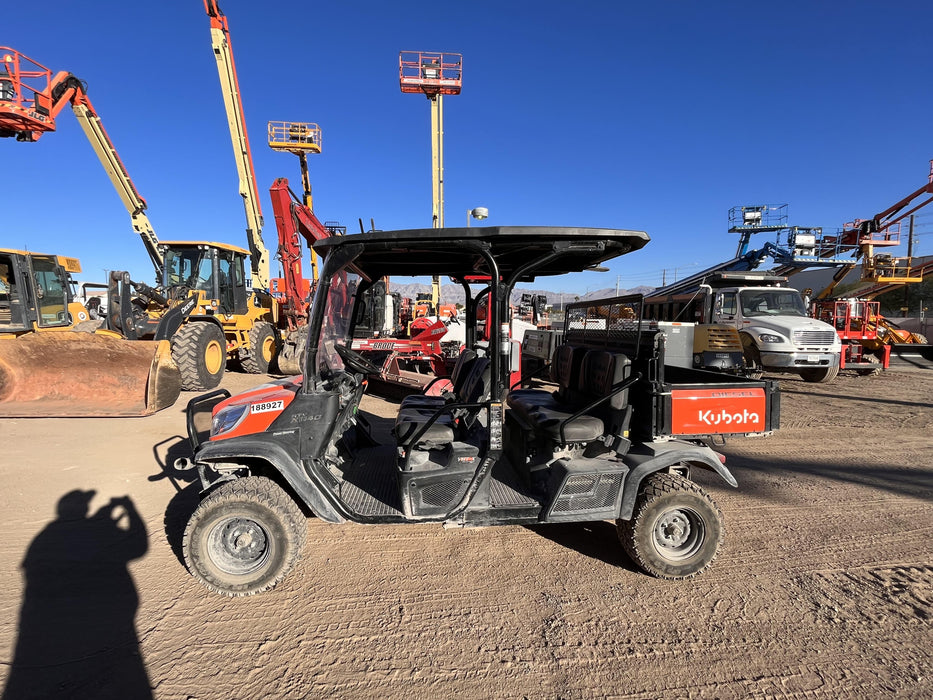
[3,1,932,294]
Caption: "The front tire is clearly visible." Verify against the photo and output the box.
[800,362,839,383]
[182,477,307,596]
[617,473,723,580]
[172,322,226,391]
[741,337,764,380]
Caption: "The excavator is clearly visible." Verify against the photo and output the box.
[267,173,341,373]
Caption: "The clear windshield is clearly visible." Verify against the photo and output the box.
[163,248,213,292]
[739,289,807,317]
[31,255,70,327]
[316,269,361,375]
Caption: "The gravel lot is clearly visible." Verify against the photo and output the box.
[1,366,930,699]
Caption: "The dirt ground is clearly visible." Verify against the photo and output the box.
[0,365,930,699]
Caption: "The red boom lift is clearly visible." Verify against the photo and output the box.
[810,161,933,373]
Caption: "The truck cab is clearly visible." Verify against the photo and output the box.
[706,273,841,382]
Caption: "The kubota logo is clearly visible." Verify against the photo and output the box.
[698,408,760,426]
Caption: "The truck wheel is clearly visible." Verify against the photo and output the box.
[242,321,276,374]
[741,339,764,380]
[800,363,839,383]
[617,473,723,580]
[182,476,307,597]
[172,322,226,391]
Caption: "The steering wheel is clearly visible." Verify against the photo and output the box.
[334,344,383,376]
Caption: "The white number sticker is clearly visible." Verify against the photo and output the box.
[250,400,284,414]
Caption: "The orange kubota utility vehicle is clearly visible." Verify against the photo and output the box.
[176,225,780,596]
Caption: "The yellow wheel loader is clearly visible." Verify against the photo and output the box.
[0,250,181,417]
[107,241,278,391]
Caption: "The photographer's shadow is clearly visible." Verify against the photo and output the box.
[3,490,152,700]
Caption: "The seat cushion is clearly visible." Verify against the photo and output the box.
[506,389,561,422]
[529,406,604,442]
[400,394,447,411]
[394,408,455,446]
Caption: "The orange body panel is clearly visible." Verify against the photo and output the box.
[670,387,766,435]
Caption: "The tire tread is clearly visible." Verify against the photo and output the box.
[242,321,275,374]
[617,473,723,580]
[172,322,225,390]
[182,476,306,596]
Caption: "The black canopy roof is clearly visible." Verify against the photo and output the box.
[312,226,650,282]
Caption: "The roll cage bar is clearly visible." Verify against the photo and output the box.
[303,226,650,397]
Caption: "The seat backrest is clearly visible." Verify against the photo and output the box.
[454,357,491,430]
[582,351,631,410]
[449,348,478,396]
[460,356,491,404]
[551,344,587,394]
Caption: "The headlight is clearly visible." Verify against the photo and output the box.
[212,403,249,436]
[758,333,783,343]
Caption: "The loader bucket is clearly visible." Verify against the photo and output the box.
[0,333,182,417]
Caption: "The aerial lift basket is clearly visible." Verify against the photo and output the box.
[0,333,182,417]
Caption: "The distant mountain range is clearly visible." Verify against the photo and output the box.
[387,283,656,307]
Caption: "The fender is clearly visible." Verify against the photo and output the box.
[619,440,736,521]
[739,329,768,350]
[194,437,345,523]
[740,326,788,345]
[158,309,219,342]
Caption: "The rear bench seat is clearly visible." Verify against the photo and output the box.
[507,343,588,416]
[507,345,634,449]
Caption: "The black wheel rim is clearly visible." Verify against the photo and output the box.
[207,516,271,576]
[651,507,705,561]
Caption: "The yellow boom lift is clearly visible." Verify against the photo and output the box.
[1,33,280,396]
[0,50,184,415]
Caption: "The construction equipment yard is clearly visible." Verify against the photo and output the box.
[3,3,932,698]
[0,366,929,699]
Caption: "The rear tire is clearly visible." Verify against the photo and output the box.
[617,473,723,580]
[242,321,276,374]
[800,362,839,383]
[856,354,882,376]
[182,477,307,597]
[172,322,226,391]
